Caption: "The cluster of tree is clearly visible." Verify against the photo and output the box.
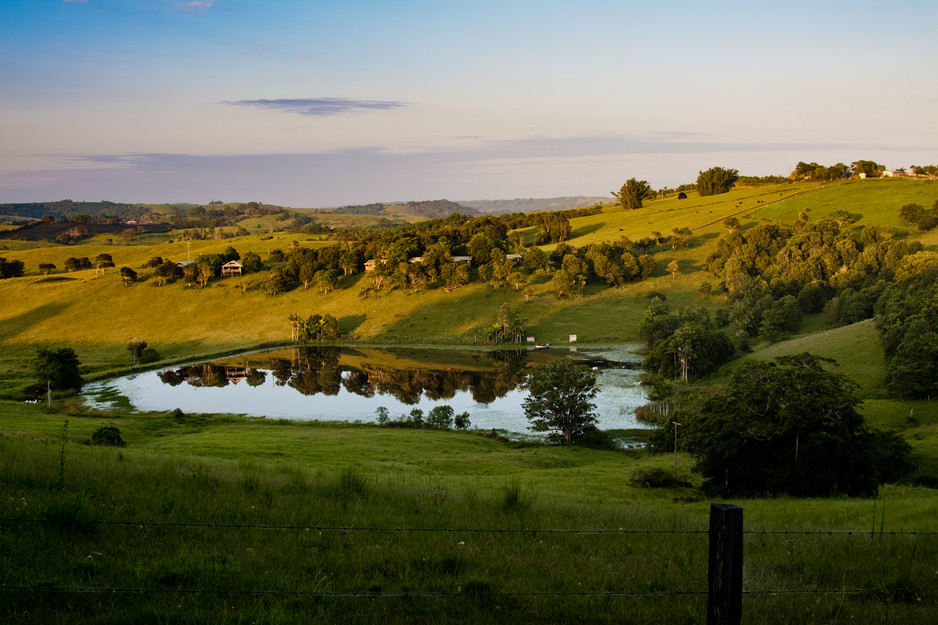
[639,300,735,384]
[910,164,938,176]
[0,199,149,223]
[696,167,739,196]
[876,262,938,399]
[487,304,527,344]
[169,202,280,230]
[705,214,924,342]
[0,257,25,278]
[375,405,471,430]
[899,202,938,231]
[736,174,792,185]
[531,212,573,244]
[287,313,341,343]
[540,241,657,298]
[127,339,160,365]
[463,197,606,215]
[661,353,914,496]
[791,161,851,181]
[404,199,480,218]
[64,256,93,272]
[330,203,387,215]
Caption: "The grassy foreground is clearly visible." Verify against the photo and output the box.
[2,399,937,624]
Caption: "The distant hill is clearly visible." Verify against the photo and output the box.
[330,199,479,219]
[460,196,608,214]
[0,219,169,242]
[0,200,151,222]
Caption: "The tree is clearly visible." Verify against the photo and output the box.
[696,167,739,196]
[667,259,679,279]
[240,251,264,273]
[851,160,882,178]
[154,260,181,285]
[613,178,653,209]
[670,227,693,249]
[522,361,598,445]
[119,266,138,285]
[64,257,84,272]
[0,257,25,279]
[38,263,56,276]
[315,268,340,293]
[128,339,148,365]
[680,353,912,496]
[899,203,925,226]
[426,405,455,430]
[93,253,114,275]
[33,347,83,391]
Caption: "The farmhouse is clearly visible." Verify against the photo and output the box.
[221,260,243,276]
[506,253,524,266]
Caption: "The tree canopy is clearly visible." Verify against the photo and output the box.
[522,361,598,444]
[613,178,653,210]
[33,347,83,391]
[679,353,912,496]
[696,167,739,196]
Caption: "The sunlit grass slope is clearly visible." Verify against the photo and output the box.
[0,178,934,391]
[752,178,938,228]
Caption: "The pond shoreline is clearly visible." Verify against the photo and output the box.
[83,344,652,436]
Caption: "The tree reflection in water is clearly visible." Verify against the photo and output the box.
[156,347,530,406]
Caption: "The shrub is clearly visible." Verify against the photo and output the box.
[631,467,691,488]
[91,426,126,447]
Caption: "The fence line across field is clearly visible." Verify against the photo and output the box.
[2,516,935,536]
[3,503,935,625]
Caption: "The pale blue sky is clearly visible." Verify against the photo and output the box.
[2,0,936,206]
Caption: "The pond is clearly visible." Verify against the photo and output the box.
[84,345,652,435]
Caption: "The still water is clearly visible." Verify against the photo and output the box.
[84,345,651,435]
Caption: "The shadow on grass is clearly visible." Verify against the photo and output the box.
[340,314,367,335]
[0,302,71,342]
[568,222,605,241]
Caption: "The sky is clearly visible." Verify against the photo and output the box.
[1,0,936,207]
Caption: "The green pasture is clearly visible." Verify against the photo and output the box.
[1,399,937,623]
[751,178,938,228]
[745,319,886,396]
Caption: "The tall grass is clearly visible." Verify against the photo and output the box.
[1,413,937,624]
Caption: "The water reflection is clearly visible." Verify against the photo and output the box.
[84,346,650,433]
[155,347,531,406]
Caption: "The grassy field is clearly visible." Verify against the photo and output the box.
[2,179,938,622]
[751,178,938,229]
[2,399,937,624]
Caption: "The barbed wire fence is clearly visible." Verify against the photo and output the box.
[2,504,937,624]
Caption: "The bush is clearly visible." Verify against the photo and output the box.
[575,426,616,450]
[91,426,126,447]
[139,347,161,364]
[630,467,692,488]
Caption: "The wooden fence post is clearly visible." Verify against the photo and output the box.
[708,503,743,625]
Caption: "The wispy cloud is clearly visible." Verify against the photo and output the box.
[225,98,406,116]
[63,0,89,4]
[177,1,215,8]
